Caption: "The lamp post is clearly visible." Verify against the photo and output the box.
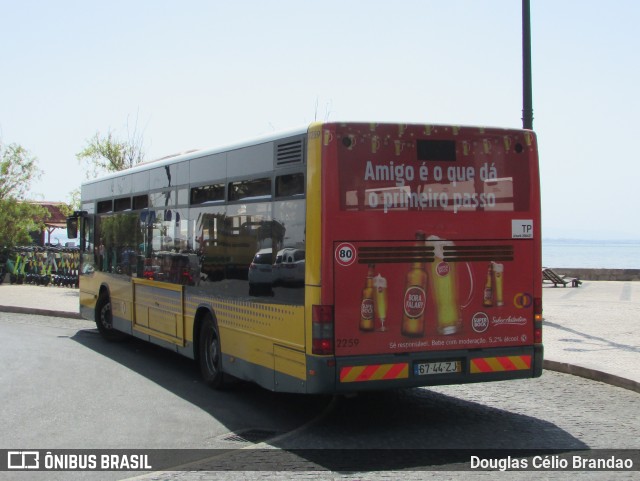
[522,0,534,130]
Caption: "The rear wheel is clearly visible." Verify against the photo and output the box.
[95,293,126,341]
[199,314,225,389]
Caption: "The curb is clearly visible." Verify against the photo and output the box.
[0,305,82,320]
[543,360,640,394]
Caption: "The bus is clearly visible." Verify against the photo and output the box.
[67,122,543,393]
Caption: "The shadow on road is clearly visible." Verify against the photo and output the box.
[71,328,332,439]
[72,328,588,472]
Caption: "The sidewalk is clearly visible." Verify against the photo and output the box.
[542,280,640,393]
[0,281,638,393]
[0,283,82,320]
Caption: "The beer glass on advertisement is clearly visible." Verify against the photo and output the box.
[323,129,333,146]
[493,262,504,306]
[373,274,388,331]
[427,236,473,335]
[371,135,381,154]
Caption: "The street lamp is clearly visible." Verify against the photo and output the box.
[522,0,534,130]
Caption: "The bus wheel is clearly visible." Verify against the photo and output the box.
[199,314,225,389]
[95,293,126,342]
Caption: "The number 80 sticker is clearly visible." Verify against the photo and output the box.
[335,243,357,267]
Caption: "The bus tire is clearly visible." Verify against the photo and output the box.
[199,314,225,389]
[95,293,126,342]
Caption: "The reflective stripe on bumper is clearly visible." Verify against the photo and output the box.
[340,363,409,382]
[470,355,532,373]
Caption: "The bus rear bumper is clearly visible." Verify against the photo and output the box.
[306,345,543,394]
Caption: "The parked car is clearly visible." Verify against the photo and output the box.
[273,248,305,285]
[248,248,273,295]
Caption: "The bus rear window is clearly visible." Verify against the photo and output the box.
[417,140,456,162]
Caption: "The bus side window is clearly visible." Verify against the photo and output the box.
[276,173,304,198]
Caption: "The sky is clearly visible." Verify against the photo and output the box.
[1,0,639,240]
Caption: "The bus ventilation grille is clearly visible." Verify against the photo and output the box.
[358,246,435,264]
[443,245,514,262]
[276,140,304,166]
[357,245,515,264]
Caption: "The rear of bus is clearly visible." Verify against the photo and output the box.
[305,122,542,392]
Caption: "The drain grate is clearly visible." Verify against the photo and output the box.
[221,429,279,444]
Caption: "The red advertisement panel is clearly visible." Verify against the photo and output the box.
[334,238,535,356]
[325,123,539,357]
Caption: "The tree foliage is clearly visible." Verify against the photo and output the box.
[0,143,40,200]
[0,141,48,248]
[65,188,81,213]
[76,125,145,179]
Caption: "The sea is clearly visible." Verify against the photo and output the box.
[542,239,640,269]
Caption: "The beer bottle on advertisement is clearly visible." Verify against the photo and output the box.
[482,263,494,307]
[402,231,428,337]
[493,262,504,306]
[360,264,375,331]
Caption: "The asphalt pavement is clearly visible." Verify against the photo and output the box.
[0,280,638,393]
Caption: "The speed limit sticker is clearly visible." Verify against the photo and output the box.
[335,243,357,267]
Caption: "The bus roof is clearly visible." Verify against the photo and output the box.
[82,125,309,186]
[81,121,532,187]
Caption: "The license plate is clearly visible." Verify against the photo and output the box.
[414,361,461,376]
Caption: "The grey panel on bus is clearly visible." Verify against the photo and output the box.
[82,183,97,203]
[176,161,189,186]
[82,202,95,214]
[150,164,177,189]
[190,153,227,184]
[227,142,273,178]
[96,179,114,199]
[113,174,132,197]
[177,189,189,206]
[132,171,150,194]
[150,190,176,208]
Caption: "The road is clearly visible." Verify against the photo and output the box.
[0,312,638,480]
[0,312,330,481]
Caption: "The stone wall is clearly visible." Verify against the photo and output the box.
[553,268,640,281]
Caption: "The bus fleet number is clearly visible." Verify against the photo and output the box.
[337,338,360,348]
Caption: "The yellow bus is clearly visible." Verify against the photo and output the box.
[68,122,543,393]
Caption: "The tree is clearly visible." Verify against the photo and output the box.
[76,120,145,178]
[65,188,81,213]
[0,141,48,248]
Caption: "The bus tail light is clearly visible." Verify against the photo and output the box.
[534,297,543,343]
[534,297,543,321]
[312,305,334,355]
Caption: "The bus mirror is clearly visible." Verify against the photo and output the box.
[67,216,79,239]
